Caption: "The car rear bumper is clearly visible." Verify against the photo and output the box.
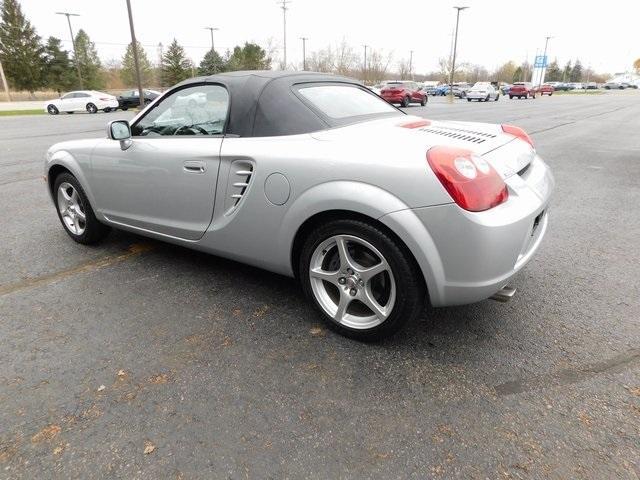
[381,94,405,103]
[380,154,554,307]
[96,99,119,109]
[466,92,489,99]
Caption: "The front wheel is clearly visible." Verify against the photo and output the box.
[47,104,59,115]
[299,219,426,341]
[509,95,513,99]
[53,173,110,244]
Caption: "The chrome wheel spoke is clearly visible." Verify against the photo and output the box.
[310,267,339,285]
[334,293,352,321]
[335,236,354,271]
[357,260,388,282]
[361,287,390,320]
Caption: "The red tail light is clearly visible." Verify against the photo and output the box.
[426,146,508,212]
[99,97,111,101]
[501,124,534,148]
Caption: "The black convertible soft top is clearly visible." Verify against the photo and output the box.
[171,71,375,137]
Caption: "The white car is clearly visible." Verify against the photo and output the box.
[44,90,119,115]
[466,83,500,102]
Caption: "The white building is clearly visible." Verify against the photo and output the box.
[607,72,640,87]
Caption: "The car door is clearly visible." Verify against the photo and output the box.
[59,92,77,111]
[74,92,91,111]
[90,83,230,241]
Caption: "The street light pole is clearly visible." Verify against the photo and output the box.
[538,36,552,89]
[300,37,308,71]
[204,27,219,51]
[449,6,468,103]
[362,44,368,83]
[55,12,83,89]
[124,0,144,107]
[278,0,291,69]
[409,50,414,80]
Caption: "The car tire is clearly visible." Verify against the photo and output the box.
[47,105,59,115]
[121,106,128,111]
[86,103,98,114]
[53,173,110,245]
[103,108,111,113]
[401,96,410,108]
[467,98,472,102]
[509,95,513,99]
[66,111,74,114]
[299,219,426,341]
[420,96,427,106]
[495,94,500,101]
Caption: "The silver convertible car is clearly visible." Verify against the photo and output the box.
[45,71,554,340]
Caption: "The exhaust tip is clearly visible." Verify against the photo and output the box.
[490,285,517,303]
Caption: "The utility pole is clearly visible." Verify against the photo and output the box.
[300,37,308,70]
[449,6,468,102]
[204,27,219,51]
[278,0,291,70]
[56,12,83,89]
[125,0,144,107]
[362,45,368,83]
[157,42,163,89]
[409,50,414,80]
[538,36,552,89]
[0,59,10,101]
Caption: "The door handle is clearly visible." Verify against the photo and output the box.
[183,161,206,173]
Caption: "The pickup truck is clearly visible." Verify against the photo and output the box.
[509,82,536,99]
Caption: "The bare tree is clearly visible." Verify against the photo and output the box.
[397,58,411,80]
[334,39,356,76]
[366,48,392,84]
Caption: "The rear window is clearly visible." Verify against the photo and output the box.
[297,84,399,120]
[384,82,406,88]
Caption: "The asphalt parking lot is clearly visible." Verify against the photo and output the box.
[1,91,639,479]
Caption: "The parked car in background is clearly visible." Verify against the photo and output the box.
[366,85,382,95]
[509,82,536,99]
[466,82,500,101]
[604,81,623,89]
[380,81,428,107]
[117,89,161,110]
[585,82,598,90]
[552,83,571,91]
[621,82,638,89]
[44,90,119,115]
[536,84,555,96]
[500,84,512,95]
[568,82,584,90]
[420,85,437,96]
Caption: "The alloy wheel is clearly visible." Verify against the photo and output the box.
[57,182,86,235]
[309,234,396,330]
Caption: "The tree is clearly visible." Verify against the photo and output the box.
[74,29,104,89]
[491,61,517,83]
[512,66,523,83]
[121,41,152,87]
[198,48,225,76]
[0,0,45,92]
[42,36,75,92]
[570,59,583,82]
[545,59,561,82]
[562,61,572,82]
[397,58,411,80]
[226,42,271,71]
[161,39,193,86]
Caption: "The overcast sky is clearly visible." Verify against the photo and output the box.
[19,0,639,75]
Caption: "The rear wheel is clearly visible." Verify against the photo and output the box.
[467,98,472,102]
[53,173,110,244]
[401,96,410,108]
[47,104,59,115]
[103,107,111,113]
[86,103,98,114]
[420,96,427,106]
[495,94,500,101]
[299,219,426,341]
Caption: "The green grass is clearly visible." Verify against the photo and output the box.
[0,109,46,116]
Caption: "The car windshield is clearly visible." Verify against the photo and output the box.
[297,84,399,121]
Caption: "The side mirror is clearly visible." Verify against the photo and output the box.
[107,120,132,150]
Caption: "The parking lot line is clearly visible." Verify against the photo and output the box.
[0,242,154,297]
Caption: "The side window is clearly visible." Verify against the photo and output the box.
[75,93,89,98]
[131,84,229,137]
[61,93,74,100]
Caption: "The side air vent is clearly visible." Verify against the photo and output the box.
[225,160,254,214]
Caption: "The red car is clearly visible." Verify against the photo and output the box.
[380,81,428,107]
[536,83,555,96]
[509,82,536,99]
